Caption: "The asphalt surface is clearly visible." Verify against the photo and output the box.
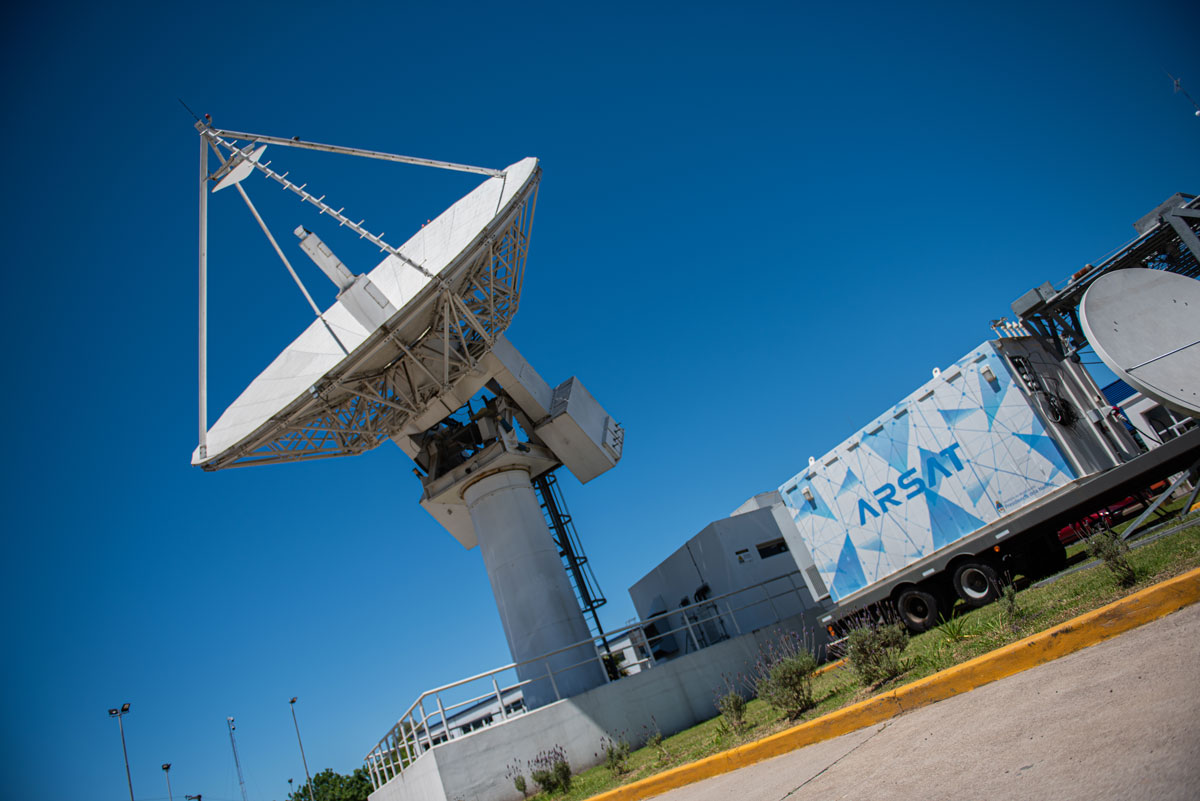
[650,601,1200,801]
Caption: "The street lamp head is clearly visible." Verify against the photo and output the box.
[108,708,120,717]
[121,703,131,713]
[290,697,298,704]
[162,763,171,772]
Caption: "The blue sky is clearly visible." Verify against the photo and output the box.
[2,1,1196,799]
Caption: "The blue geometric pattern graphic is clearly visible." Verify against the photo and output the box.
[925,490,987,550]
[863,413,910,474]
[936,406,974,427]
[979,366,1007,430]
[831,534,868,599]
[778,341,1080,603]
[1013,432,1071,479]
[837,468,860,496]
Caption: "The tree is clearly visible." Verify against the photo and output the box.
[286,767,374,801]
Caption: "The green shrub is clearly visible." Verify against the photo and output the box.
[715,689,747,732]
[846,621,910,685]
[999,581,1025,630]
[527,746,571,794]
[602,651,629,680]
[1085,523,1137,587]
[756,650,818,719]
[936,612,973,643]
[641,717,669,764]
[552,757,571,792]
[598,734,631,776]
[505,760,527,798]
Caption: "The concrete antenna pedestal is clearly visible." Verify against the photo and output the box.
[464,467,606,707]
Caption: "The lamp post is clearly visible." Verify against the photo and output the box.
[107,703,135,801]
[227,717,249,801]
[289,698,317,801]
[162,763,174,801]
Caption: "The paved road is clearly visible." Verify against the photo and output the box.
[652,602,1200,801]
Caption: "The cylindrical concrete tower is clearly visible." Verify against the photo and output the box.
[463,468,607,709]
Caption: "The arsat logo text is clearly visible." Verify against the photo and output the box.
[858,443,965,525]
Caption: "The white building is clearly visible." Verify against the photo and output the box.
[627,492,832,662]
[1103,379,1198,452]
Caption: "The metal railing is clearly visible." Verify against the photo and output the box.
[364,569,817,789]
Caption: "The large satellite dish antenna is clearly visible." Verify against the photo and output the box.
[192,125,536,469]
[192,120,624,709]
[1080,268,1200,418]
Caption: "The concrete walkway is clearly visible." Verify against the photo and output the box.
[649,602,1200,801]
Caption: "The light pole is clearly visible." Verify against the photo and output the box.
[289,698,317,801]
[162,763,173,801]
[227,717,249,801]
[107,703,135,801]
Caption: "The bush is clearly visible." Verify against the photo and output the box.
[846,621,909,685]
[602,651,629,680]
[552,757,571,792]
[527,746,571,795]
[1085,522,1137,587]
[598,734,631,776]
[715,689,747,732]
[999,581,1025,630]
[504,760,527,798]
[745,629,821,719]
[641,717,669,764]
[756,650,818,719]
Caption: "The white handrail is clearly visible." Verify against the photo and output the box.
[364,568,818,786]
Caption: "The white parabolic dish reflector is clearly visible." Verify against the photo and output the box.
[194,156,541,469]
[1079,267,1200,418]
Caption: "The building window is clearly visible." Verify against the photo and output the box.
[1146,404,1196,443]
[756,538,789,559]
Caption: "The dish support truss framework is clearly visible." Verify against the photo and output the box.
[1009,192,1200,359]
[195,124,539,470]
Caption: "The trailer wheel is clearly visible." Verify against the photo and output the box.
[952,562,1000,607]
[895,587,941,632]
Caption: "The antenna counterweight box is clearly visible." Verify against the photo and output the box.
[534,377,624,483]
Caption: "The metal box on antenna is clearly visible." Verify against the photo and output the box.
[536,377,624,483]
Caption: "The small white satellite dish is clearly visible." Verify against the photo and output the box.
[212,144,267,192]
[1079,268,1200,417]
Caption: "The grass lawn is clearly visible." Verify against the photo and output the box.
[513,509,1200,801]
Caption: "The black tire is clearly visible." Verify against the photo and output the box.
[895,586,941,632]
[952,561,1001,607]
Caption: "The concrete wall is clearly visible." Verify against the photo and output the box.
[369,610,828,801]
[370,743,448,801]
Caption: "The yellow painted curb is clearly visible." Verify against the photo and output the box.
[587,566,1200,801]
[812,657,844,677]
